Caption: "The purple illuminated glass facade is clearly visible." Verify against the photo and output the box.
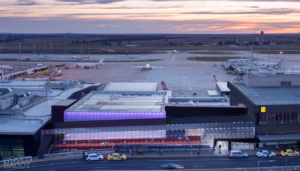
[64,111,166,122]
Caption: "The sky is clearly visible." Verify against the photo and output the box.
[0,0,300,34]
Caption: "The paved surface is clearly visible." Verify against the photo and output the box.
[1,154,300,171]
[1,50,299,91]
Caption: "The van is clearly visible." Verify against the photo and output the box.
[229,150,248,158]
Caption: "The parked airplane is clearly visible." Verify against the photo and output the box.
[161,81,169,90]
[37,54,49,59]
[227,55,254,64]
[131,64,162,70]
[55,63,66,67]
[23,70,58,81]
[0,65,13,70]
[254,58,283,68]
[73,58,104,69]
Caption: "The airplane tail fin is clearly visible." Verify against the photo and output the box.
[98,58,104,65]
[48,70,58,81]
[249,55,253,61]
[161,81,169,90]
[277,58,284,65]
[213,74,218,82]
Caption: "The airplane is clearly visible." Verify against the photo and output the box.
[254,58,283,68]
[70,56,82,60]
[55,63,66,67]
[161,81,169,90]
[227,55,254,64]
[22,70,58,81]
[73,58,104,69]
[0,65,13,70]
[131,64,162,70]
[37,54,49,59]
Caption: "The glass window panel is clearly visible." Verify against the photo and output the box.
[268,113,275,124]
[0,150,12,156]
[0,139,11,150]
[291,112,297,124]
[12,150,24,157]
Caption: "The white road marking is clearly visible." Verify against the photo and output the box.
[171,54,177,61]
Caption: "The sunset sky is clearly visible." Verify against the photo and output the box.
[1,0,300,33]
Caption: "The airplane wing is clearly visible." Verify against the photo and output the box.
[131,66,162,68]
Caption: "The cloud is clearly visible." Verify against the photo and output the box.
[14,0,37,6]
[55,0,125,4]
[183,8,300,15]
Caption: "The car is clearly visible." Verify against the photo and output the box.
[281,149,299,157]
[160,163,184,169]
[229,150,248,158]
[107,153,127,161]
[256,150,276,158]
[86,153,104,161]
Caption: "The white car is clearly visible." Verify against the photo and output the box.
[256,150,276,158]
[86,153,104,161]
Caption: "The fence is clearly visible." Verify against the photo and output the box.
[44,149,115,159]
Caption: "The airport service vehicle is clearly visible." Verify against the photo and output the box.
[171,50,178,53]
[86,153,104,161]
[107,153,127,161]
[229,150,248,158]
[256,150,276,158]
[281,149,299,157]
[73,58,104,69]
[131,64,162,70]
[160,163,184,169]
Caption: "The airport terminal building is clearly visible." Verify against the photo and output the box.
[0,77,300,158]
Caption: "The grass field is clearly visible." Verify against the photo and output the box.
[189,52,235,55]
[257,50,300,54]
[187,57,242,61]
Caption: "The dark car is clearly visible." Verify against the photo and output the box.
[160,163,184,169]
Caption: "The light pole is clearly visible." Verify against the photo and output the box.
[1,46,2,81]
[50,43,52,67]
[88,41,90,60]
[34,45,35,77]
[64,42,66,65]
[19,42,21,67]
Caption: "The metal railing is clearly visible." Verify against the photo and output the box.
[44,149,115,159]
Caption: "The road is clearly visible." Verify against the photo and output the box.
[2,156,300,171]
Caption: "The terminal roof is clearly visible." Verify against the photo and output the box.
[231,82,300,105]
[0,82,100,135]
[66,91,166,113]
[104,82,157,92]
